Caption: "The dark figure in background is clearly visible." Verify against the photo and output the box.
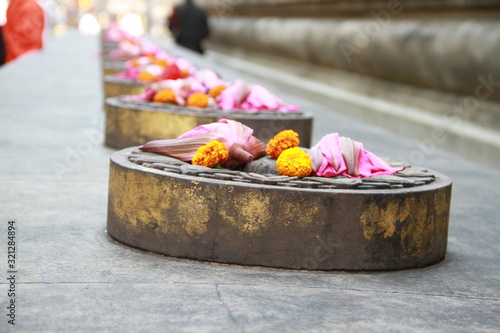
[168,0,209,54]
[0,28,6,65]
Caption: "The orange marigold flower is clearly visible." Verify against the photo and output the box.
[153,90,177,104]
[154,59,168,68]
[192,140,229,167]
[187,93,209,108]
[138,71,156,82]
[129,58,141,67]
[276,147,312,178]
[208,85,227,99]
[266,130,300,159]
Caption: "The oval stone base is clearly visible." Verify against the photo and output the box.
[100,41,118,57]
[101,59,127,77]
[104,96,314,149]
[107,148,452,271]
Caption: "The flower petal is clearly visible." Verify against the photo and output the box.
[139,132,225,161]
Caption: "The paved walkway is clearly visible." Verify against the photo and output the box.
[1,30,499,332]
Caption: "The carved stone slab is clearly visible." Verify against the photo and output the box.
[107,148,452,271]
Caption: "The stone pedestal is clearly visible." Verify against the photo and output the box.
[101,58,127,77]
[107,148,452,271]
[105,96,314,149]
[103,75,147,100]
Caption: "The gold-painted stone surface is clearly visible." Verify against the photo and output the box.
[278,199,321,228]
[107,148,452,271]
[102,67,122,76]
[105,103,214,148]
[103,76,146,99]
[108,160,218,256]
[360,200,411,240]
[220,191,271,234]
[399,197,432,259]
[105,97,314,149]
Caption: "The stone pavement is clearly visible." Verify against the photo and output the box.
[0,30,499,332]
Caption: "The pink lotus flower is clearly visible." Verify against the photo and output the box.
[139,119,266,167]
[129,86,157,102]
[173,58,197,76]
[103,23,134,42]
[195,69,227,89]
[109,39,163,59]
[109,40,141,59]
[150,77,207,105]
[217,80,299,112]
[308,133,404,178]
[116,66,140,80]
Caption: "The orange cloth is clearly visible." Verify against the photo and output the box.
[2,0,45,64]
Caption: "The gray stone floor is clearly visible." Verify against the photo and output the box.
[0,30,499,332]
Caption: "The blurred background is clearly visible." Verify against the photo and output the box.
[1,0,498,167]
[0,0,181,37]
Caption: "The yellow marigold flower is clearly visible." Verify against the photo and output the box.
[153,90,177,104]
[276,147,312,178]
[192,140,229,167]
[138,71,156,82]
[154,59,168,68]
[187,93,209,108]
[266,130,300,159]
[208,85,227,99]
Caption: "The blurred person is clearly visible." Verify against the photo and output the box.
[0,0,45,65]
[168,0,209,54]
[0,27,6,64]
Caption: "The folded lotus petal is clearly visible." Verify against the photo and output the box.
[173,58,196,75]
[129,86,156,101]
[222,83,300,112]
[135,40,163,57]
[144,64,164,76]
[309,133,404,178]
[176,118,237,145]
[357,150,403,177]
[155,52,170,61]
[320,133,343,173]
[110,40,141,58]
[116,66,139,79]
[124,56,147,68]
[244,136,267,160]
[308,144,323,173]
[158,63,185,81]
[104,23,132,42]
[279,104,301,112]
[217,80,251,110]
[139,132,225,161]
[339,136,361,177]
[242,85,283,110]
[152,78,205,101]
[195,69,227,89]
[175,118,266,165]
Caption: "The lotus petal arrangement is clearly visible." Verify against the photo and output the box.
[139,119,267,168]
[129,76,299,112]
[139,120,403,178]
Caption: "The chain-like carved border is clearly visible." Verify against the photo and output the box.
[128,150,435,190]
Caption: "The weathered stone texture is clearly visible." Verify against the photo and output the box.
[208,17,500,101]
